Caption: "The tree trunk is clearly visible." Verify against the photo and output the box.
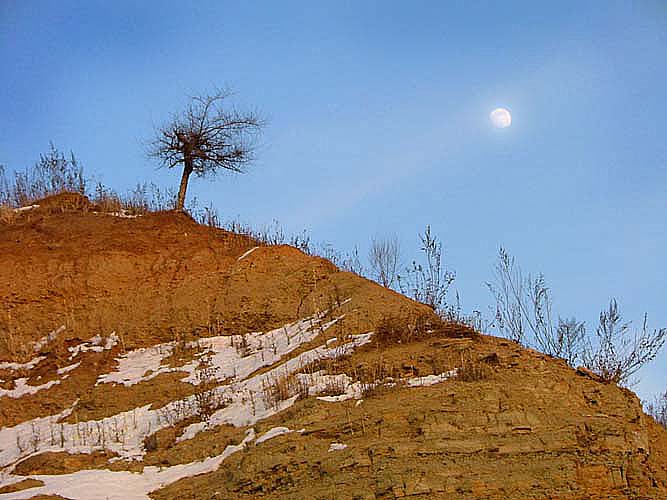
[176,157,193,211]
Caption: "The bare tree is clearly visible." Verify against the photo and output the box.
[148,89,263,210]
[369,236,400,288]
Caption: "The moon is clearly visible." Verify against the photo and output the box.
[490,107,512,128]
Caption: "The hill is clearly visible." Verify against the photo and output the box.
[0,194,666,500]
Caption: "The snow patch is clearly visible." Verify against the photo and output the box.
[237,246,259,261]
[0,429,256,500]
[96,312,344,388]
[13,204,39,213]
[56,362,81,376]
[0,378,60,399]
[0,315,364,471]
[328,442,347,452]
[255,426,293,445]
[0,357,45,372]
[406,370,458,387]
[177,332,372,442]
[97,345,174,387]
[105,210,140,219]
[68,333,119,359]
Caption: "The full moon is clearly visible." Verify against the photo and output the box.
[490,107,512,128]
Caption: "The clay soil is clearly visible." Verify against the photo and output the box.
[1,195,666,499]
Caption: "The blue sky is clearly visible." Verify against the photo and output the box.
[2,1,666,399]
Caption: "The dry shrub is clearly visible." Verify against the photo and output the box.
[374,310,476,347]
[91,182,171,215]
[193,359,230,420]
[349,356,400,398]
[353,357,395,384]
[646,390,667,429]
[293,376,312,401]
[92,190,123,213]
[0,145,86,208]
[34,192,93,213]
[358,357,400,399]
[0,205,16,224]
[144,433,159,452]
[319,376,348,397]
[225,234,257,258]
[261,371,310,408]
[0,321,32,361]
[299,355,351,376]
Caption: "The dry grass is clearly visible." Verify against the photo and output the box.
[13,451,115,476]
[455,350,492,382]
[318,376,348,397]
[374,311,477,347]
[0,478,45,494]
[0,317,33,362]
[91,191,124,213]
[192,358,232,420]
[0,205,17,225]
[261,371,310,408]
[351,355,397,398]
[646,391,667,429]
[134,422,247,469]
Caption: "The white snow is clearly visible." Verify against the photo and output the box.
[0,360,80,399]
[181,315,344,386]
[96,312,343,388]
[0,429,256,500]
[302,372,364,403]
[255,426,293,445]
[0,406,75,473]
[177,332,372,442]
[0,378,60,399]
[237,246,259,261]
[56,362,81,376]
[0,357,45,372]
[68,333,119,359]
[13,205,39,213]
[0,305,458,498]
[97,345,174,387]
[406,370,458,387]
[328,442,347,452]
[0,315,364,472]
[104,210,140,219]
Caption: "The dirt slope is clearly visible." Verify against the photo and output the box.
[1,193,415,354]
[0,195,665,500]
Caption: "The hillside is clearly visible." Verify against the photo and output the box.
[1,195,666,500]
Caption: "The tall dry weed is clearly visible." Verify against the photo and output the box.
[0,205,16,224]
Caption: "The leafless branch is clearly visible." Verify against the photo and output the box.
[369,236,401,288]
